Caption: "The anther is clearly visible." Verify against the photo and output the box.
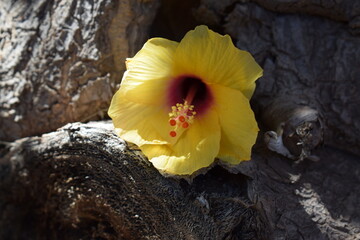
[168,100,196,138]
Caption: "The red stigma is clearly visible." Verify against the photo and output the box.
[182,122,189,128]
[169,119,176,126]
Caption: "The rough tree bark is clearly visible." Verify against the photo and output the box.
[1,0,360,239]
[194,0,360,157]
[0,122,267,240]
[1,122,359,240]
[0,0,159,141]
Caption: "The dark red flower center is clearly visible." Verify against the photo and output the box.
[167,75,213,114]
[167,75,213,137]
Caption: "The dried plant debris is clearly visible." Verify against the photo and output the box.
[263,99,324,162]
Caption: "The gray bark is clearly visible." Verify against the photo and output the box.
[192,0,360,156]
[1,122,359,239]
[1,0,360,239]
[0,122,267,240]
[0,0,159,141]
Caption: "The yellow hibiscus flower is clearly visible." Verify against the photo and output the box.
[108,25,263,176]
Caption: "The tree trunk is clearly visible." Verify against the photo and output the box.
[1,121,359,239]
[0,0,159,141]
[193,0,360,157]
[0,121,268,240]
[1,0,360,239]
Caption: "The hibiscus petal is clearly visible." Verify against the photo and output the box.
[121,38,178,105]
[174,25,263,99]
[212,84,259,164]
[108,90,171,146]
[141,109,221,175]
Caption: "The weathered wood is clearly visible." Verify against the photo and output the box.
[0,0,159,141]
[0,122,267,240]
[1,0,360,239]
[244,145,360,239]
[1,122,359,239]
[192,0,360,156]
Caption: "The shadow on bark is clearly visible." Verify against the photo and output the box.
[1,0,360,239]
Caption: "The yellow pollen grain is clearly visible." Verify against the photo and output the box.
[168,101,196,138]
